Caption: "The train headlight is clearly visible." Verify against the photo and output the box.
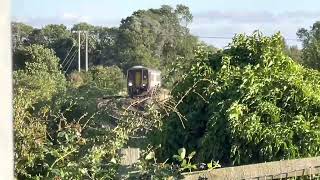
[128,82,133,86]
[142,83,146,86]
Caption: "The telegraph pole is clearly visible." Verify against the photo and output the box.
[78,31,81,72]
[85,31,88,72]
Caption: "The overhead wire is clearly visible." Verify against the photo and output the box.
[60,33,299,73]
[63,48,77,70]
[61,43,75,67]
[64,50,77,73]
[64,37,86,73]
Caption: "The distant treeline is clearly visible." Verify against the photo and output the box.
[12,5,220,86]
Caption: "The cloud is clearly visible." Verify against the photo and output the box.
[193,10,320,24]
[194,11,276,24]
[187,10,320,48]
[13,10,313,48]
[189,22,303,48]
[13,13,120,28]
[61,13,90,22]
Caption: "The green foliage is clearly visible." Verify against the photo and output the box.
[130,149,181,180]
[155,31,320,166]
[11,22,116,72]
[69,65,125,95]
[13,45,128,179]
[12,4,202,78]
[13,44,66,105]
[71,22,95,32]
[91,27,119,66]
[285,45,302,64]
[130,147,220,179]
[116,4,199,79]
[11,22,34,51]
[173,148,197,172]
[13,45,67,178]
[297,21,320,70]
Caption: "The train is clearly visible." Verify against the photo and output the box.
[127,66,161,97]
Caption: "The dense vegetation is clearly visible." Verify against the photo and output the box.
[13,44,127,179]
[12,4,320,179]
[153,32,320,166]
[12,5,200,88]
[297,21,320,70]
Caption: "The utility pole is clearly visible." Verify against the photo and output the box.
[78,31,81,72]
[85,31,88,72]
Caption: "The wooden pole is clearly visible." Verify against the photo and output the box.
[85,31,88,72]
[78,31,81,72]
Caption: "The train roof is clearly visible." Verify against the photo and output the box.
[128,65,161,73]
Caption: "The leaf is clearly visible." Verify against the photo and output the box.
[173,154,182,161]
[181,159,187,167]
[188,151,196,159]
[145,151,155,160]
[191,164,197,170]
[178,148,186,159]
[80,168,88,174]
[110,157,117,164]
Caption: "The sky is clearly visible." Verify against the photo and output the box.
[12,0,320,48]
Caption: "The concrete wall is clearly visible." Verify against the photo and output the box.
[183,156,320,180]
[119,147,140,165]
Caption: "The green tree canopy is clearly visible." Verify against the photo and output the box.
[116,4,198,74]
[297,21,320,70]
[14,45,66,178]
[285,45,302,64]
[11,22,34,51]
[155,32,320,166]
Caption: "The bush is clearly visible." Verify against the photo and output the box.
[13,45,67,178]
[13,46,140,179]
[154,32,320,166]
[68,65,125,95]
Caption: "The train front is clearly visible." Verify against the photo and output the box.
[127,66,148,97]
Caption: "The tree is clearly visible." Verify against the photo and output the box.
[42,24,71,45]
[14,45,66,178]
[297,21,320,70]
[13,46,136,179]
[13,24,76,71]
[68,65,125,95]
[13,44,66,114]
[38,24,74,64]
[116,4,198,77]
[90,27,119,66]
[71,22,95,32]
[11,22,33,51]
[285,45,302,63]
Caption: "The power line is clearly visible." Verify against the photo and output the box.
[63,49,77,70]
[65,50,77,73]
[63,38,86,73]
[63,46,78,69]
[61,43,75,67]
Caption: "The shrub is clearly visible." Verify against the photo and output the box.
[68,65,125,95]
[155,32,320,166]
[13,45,67,178]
